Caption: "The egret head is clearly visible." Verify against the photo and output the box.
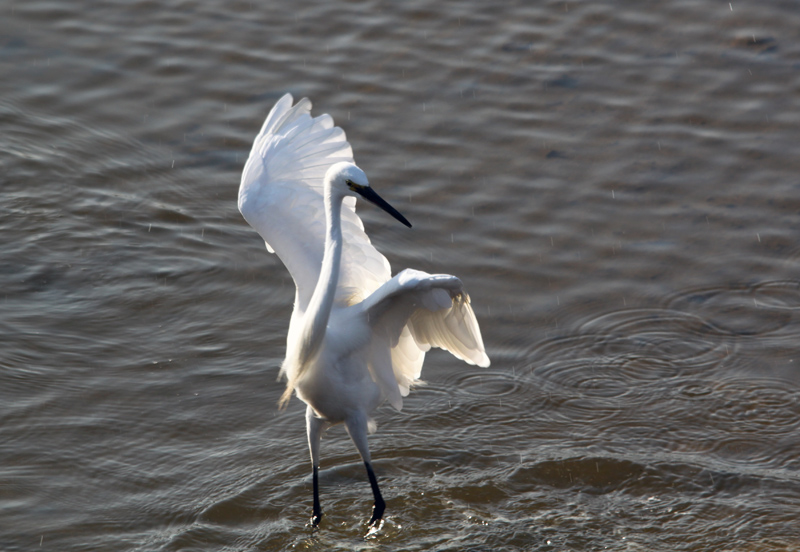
[326,162,412,228]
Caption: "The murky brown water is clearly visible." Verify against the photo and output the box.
[2,1,800,550]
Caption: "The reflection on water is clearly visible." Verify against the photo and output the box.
[2,0,800,550]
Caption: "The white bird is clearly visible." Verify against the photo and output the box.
[238,93,490,528]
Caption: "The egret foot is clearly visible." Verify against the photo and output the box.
[309,511,323,528]
[368,498,385,528]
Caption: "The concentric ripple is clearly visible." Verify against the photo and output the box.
[455,371,524,397]
[667,282,800,336]
[577,308,732,368]
[529,308,732,390]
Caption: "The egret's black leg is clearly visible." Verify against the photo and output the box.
[365,461,385,527]
[306,407,327,528]
[311,465,323,527]
[343,414,385,527]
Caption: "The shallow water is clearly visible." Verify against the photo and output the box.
[2,1,800,550]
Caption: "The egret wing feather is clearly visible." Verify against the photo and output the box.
[238,94,391,311]
[361,268,490,410]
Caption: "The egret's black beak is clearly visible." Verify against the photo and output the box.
[356,186,412,228]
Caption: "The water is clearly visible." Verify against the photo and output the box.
[2,1,800,550]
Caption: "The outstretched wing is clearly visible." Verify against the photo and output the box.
[358,268,490,410]
[238,93,392,313]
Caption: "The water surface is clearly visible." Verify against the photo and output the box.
[2,1,800,550]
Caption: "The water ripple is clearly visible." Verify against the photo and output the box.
[5,0,800,549]
[667,281,800,336]
[455,371,522,397]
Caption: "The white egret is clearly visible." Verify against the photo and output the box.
[238,93,490,528]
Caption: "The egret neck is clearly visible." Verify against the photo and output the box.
[298,177,343,366]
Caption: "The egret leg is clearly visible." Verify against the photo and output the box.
[306,406,326,527]
[365,461,386,526]
[311,465,322,527]
[344,414,386,526]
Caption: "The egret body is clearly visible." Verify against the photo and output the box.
[238,94,490,528]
